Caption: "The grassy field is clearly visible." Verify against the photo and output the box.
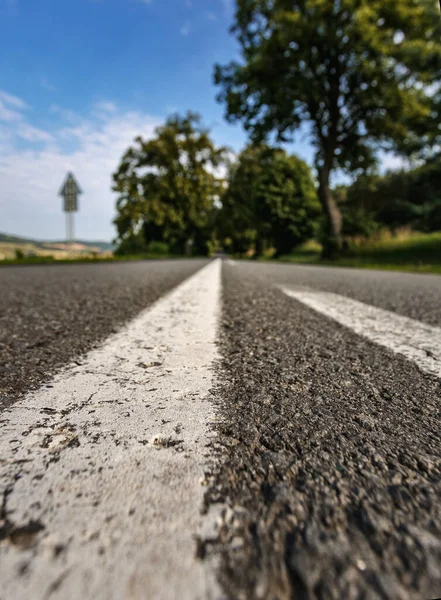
[274,231,441,274]
[0,239,115,265]
[0,251,189,266]
[0,232,114,264]
[3,230,441,273]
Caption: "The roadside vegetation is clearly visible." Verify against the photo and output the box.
[0,234,114,265]
[108,0,441,275]
[0,254,185,267]
[214,0,441,258]
[270,231,441,274]
[6,1,439,274]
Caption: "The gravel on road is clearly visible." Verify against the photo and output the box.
[204,262,441,600]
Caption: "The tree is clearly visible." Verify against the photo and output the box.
[113,113,226,255]
[343,156,441,234]
[219,145,319,256]
[214,0,441,257]
[217,146,263,256]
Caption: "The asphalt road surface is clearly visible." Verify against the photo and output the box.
[0,259,440,600]
[0,259,209,409]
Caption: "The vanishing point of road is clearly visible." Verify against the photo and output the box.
[0,259,440,600]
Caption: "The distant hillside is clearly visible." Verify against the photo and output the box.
[0,233,35,244]
[0,232,114,252]
[49,240,114,251]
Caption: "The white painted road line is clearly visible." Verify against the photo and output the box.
[0,260,222,600]
[282,288,441,379]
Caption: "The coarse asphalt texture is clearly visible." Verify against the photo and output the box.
[0,259,209,409]
[1,258,440,600]
[205,262,441,600]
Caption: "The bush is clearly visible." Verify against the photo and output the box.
[147,241,169,255]
[114,232,148,256]
[342,157,441,235]
[342,207,379,239]
[219,145,320,257]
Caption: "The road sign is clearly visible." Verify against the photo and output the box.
[59,172,82,244]
[59,172,82,213]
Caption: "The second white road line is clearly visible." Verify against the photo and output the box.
[282,288,441,379]
[0,259,222,600]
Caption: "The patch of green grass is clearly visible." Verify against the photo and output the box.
[271,231,441,275]
[0,253,186,267]
[0,255,58,266]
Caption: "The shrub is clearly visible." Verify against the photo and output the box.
[147,241,169,255]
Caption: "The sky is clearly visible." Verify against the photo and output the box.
[0,0,401,242]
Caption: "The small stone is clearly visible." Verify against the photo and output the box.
[356,559,367,571]
[230,536,244,551]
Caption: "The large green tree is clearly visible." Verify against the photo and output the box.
[219,145,319,256]
[113,113,226,255]
[214,0,441,256]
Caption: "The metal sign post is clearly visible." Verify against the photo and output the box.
[59,173,82,245]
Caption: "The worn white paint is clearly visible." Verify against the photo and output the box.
[0,260,222,600]
[283,288,441,379]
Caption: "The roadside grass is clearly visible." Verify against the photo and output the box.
[0,241,113,262]
[267,231,441,274]
[0,253,184,266]
[4,230,441,273]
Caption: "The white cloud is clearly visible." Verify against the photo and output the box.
[0,89,55,143]
[0,94,160,241]
[205,11,218,21]
[0,89,28,110]
[0,101,22,122]
[0,89,29,123]
[17,124,55,143]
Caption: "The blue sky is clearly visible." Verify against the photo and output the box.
[0,0,399,241]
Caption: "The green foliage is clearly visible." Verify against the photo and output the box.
[342,156,441,234]
[113,112,226,256]
[14,248,24,260]
[114,231,148,256]
[341,207,379,239]
[114,237,169,257]
[218,145,319,256]
[146,241,169,255]
[278,231,441,273]
[214,0,441,255]
[407,157,441,232]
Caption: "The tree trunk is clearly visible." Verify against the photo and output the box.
[318,167,343,259]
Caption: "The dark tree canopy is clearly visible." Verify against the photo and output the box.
[113,113,226,255]
[218,145,319,256]
[214,0,441,256]
[342,156,441,236]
